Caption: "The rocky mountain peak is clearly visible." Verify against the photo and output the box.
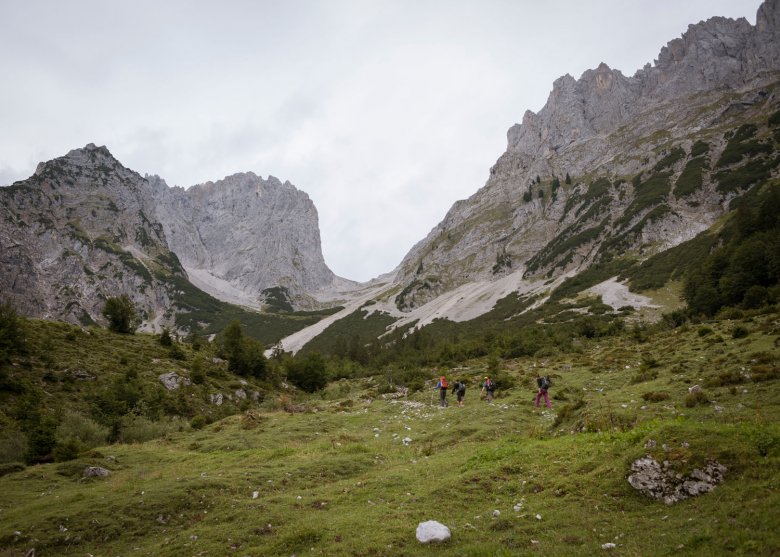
[389,0,780,313]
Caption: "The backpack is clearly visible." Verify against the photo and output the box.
[538,377,551,390]
[485,378,495,391]
[454,382,466,394]
[440,376,447,388]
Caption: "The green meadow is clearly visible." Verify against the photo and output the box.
[1,311,778,556]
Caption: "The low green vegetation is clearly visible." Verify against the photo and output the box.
[0,308,778,556]
[684,183,780,315]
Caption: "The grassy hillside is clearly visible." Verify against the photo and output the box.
[0,318,278,466]
[1,310,778,556]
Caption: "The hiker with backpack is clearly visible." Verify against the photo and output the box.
[535,375,552,409]
[451,379,467,407]
[434,375,449,407]
[481,376,496,403]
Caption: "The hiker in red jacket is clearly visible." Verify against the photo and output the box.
[434,375,449,407]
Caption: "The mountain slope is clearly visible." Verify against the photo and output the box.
[391,0,780,312]
[268,0,780,356]
[0,144,345,337]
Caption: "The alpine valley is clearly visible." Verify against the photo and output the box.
[3,1,780,352]
[1,2,780,556]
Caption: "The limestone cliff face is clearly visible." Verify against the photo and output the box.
[0,144,180,327]
[151,172,338,309]
[393,0,780,311]
[0,144,341,327]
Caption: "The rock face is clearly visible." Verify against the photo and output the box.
[0,144,344,328]
[391,0,780,311]
[150,172,338,309]
[628,456,727,505]
[0,144,181,327]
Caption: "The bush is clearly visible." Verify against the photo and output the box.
[698,326,713,337]
[641,391,670,402]
[286,353,329,393]
[102,295,138,334]
[190,355,206,384]
[218,320,267,379]
[684,390,710,407]
[732,325,749,339]
[118,415,185,443]
[169,343,186,361]
[630,366,659,384]
[0,427,28,464]
[0,300,25,364]
[159,328,173,346]
[190,415,208,430]
[55,411,110,452]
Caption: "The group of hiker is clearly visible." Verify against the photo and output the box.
[433,373,553,409]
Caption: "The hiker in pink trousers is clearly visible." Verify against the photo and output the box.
[535,376,552,409]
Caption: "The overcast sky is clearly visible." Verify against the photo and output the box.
[0,1,762,282]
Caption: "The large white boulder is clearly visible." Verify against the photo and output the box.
[416,520,451,543]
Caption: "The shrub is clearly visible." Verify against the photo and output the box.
[102,295,138,334]
[118,415,185,443]
[684,390,710,407]
[190,415,208,430]
[705,370,744,387]
[169,343,186,361]
[190,356,206,384]
[698,326,713,337]
[0,300,26,364]
[0,427,28,464]
[732,325,749,339]
[159,328,173,346]
[641,391,670,402]
[630,366,659,384]
[286,353,329,393]
[751,364,779,382]
[55,411,110,452]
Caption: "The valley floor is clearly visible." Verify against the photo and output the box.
[1,313,779,556]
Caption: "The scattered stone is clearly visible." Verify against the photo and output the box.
[531,539,540,545]
[209,393,224,406]
[234,389,247,400]
[688,385,702,394]
[252,491,259,499]
[69,369,95,380]
[402,437,412,446]
[158,372,191,391]
[644,439,657,449]
[602,542,617,549]
[681,442,690,449]
[535,514,542,520]
[83,466,110,478]
[212,357,226,365]
[628,456,727,504]
[492,510,501,518]
[416,521,451,544]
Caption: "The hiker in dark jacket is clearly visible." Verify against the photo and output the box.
[451,379,466,407]
[535,375,552,409]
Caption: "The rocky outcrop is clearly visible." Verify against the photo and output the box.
[0,144,181,327]
[391,0,780,311]
[150,172,339,309]
[0,143,346,327]
[628,456,727,505]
